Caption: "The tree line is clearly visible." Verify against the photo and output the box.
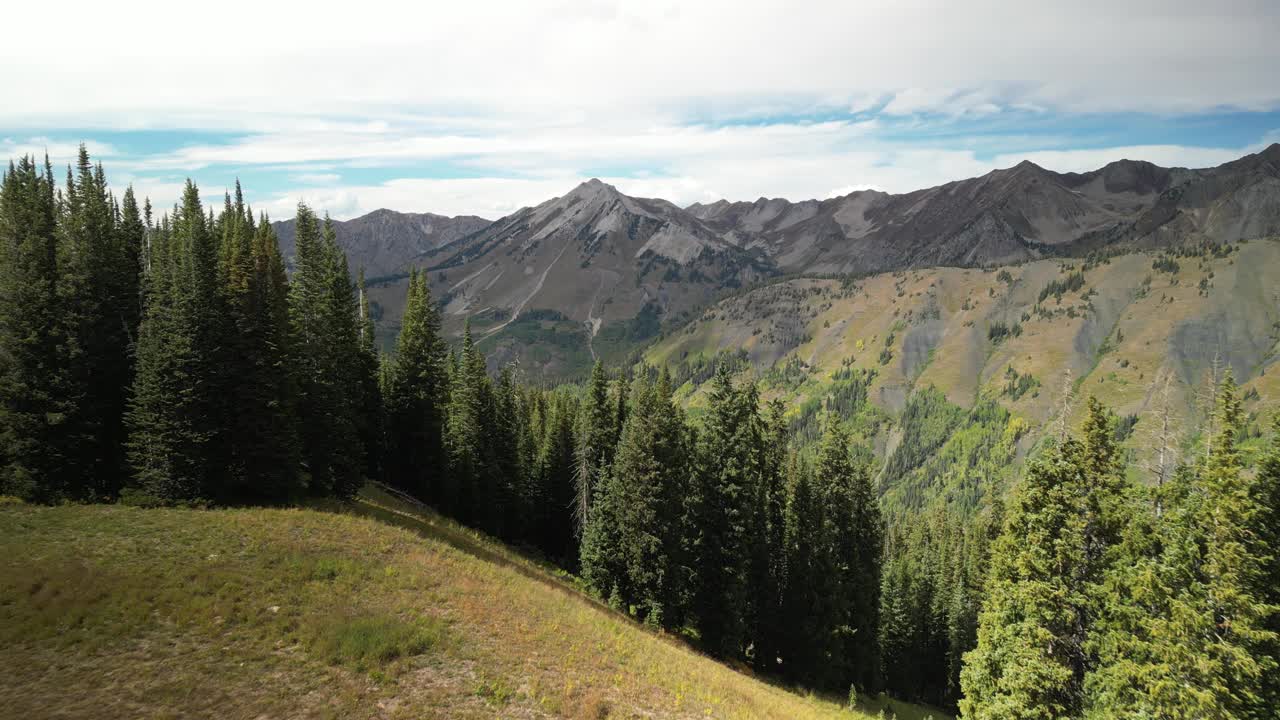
[960,386,1280,719]
[387,282,887,692]
[0,152,886,696]
[3,150,1278,716]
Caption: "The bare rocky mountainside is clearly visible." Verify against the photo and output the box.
[281,143,1280,379]
[273,208,490,280]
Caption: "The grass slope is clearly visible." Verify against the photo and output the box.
[0,488,945,720]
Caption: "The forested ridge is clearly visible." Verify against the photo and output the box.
[2,150,1278,718]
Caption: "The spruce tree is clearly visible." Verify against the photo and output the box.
[813,417,883,693]
[750,398,790,673]
[287,206,365,498]
[575,360,615,536]
[961,398,1132,719]
[0,156,66,501]
[535,390,579,567]
[384,269,448,501]
[582,370,691,626]
[781,457,839,683]
[445,321,486,520]
[219,200,301,503]
[58,147,141,499]
[1252,413,1280,708]
[692,364,761,658]
[126,181,225,502]
[1086,373,1275,718]
[485,366,522,538]
[960,438,1090,720]
[355,270,383,482]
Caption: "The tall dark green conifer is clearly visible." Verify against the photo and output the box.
[287,206,365,498]
[781,456,839,683]
[813,418,883,692]
[692,364,761,658]
[58,147,141,499]
[384,269,448,501]
[219,197,301,503]
[355,270,383,481]
[535,390,579,566]
[0,157,66,501]
[575,360,615,536]
[126,181,225,501]
[582,370,691,626]
[750,398,790,673]
[446,321,487,520]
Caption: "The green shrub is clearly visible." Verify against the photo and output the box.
[309,613,446,672]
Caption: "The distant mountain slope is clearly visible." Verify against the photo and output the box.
[646,238,1280,508]
[291,145,1280,378]
[428,179,769,326]
[272,208,490,279]
[685,146,1280,275]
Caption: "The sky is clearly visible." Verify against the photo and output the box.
[3,0,1280,221]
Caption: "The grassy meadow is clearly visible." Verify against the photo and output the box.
[0,487,946,719]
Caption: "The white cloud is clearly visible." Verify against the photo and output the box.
[2,0,1278,129]
[233,137,1272,221]
[9,1,1278,219]
[291,173,341,185]
[0,137,118,167]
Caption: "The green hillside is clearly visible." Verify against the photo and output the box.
[0,487,945,720]
[648,240,1280,508]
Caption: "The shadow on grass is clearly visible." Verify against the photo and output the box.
[332,482,954,719]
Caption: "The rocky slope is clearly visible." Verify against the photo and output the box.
[646,238,1280,508]
[296,144,1280,378]
[273,208,490,279]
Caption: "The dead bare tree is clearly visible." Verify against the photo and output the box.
[1139,369,1183,516]
[1056,368,1074,443]
[1200,350,1223,460]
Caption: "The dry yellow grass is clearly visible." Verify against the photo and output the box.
[0,489,946,720]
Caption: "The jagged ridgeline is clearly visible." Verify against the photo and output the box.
[311,143,1280,381]
[3,147,1279,719]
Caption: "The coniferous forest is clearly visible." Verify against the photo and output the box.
[3,149,1279,718]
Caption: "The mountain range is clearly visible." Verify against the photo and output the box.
[274,143,1280,376]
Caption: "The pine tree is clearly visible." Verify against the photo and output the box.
[219,198,301,503]
[1085,373,1276,718]
[445,321,487,520]
[575,361,615,536]
[1252,413,1280,709]
[813,417,883,693]
[320,216,366,497]
[781,457,839,683]
[960,397,1134,719]
[0,156,67,501]
[287,205,364,498]
[355,270,383,482]
[57,147,141,499]
[126,181,226,502]
[485,366,522,538]
[750,398,790,673]
[960,438,1090,720]
[692,364,761,658]
[582,370,691,627]
[384,269,448,501]
[534,389,578,566]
